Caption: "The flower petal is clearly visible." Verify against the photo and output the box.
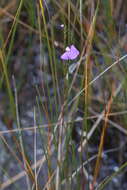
[60,45,79,60]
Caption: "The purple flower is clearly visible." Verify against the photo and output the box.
[60,45,79,60]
